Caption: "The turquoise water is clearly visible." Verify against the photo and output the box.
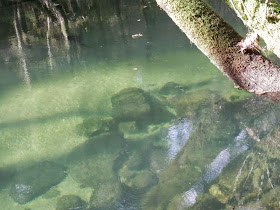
[1,0,280,209]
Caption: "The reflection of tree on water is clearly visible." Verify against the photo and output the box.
[13,6,31,89]
[46,16,54,71]
[41,0,71,63]
[1,0,187,87]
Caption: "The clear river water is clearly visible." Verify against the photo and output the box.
[1,0,280,209]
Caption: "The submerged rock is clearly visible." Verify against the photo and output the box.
[170,89,217,119]
[70,153,116,188]
[111,87,176,125]
[89,183,121,209]
[118,121,138,136]
[167,193,225,210]
[120,123,165,142]
[68,134,122,188]
[209,184,228,204]
[0,167,15,190]
[119,167,155,192]
[42,188,61,199]
[159,82,186,95]
[159,80,212,96]
[10,161,67,204]
[111,88,151,121]
[77,117,114,137]
[56,195,87,210]
[149,95,176,123]
[258,127,280,159]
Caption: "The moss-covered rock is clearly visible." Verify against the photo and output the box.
[10,161,67,204]
[56,195,87,210]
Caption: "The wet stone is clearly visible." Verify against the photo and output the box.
[56,195,87,210]
[10,161,67,204]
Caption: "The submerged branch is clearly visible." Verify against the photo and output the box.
[156,0,280,101]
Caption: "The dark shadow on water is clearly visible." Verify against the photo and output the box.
[0,110,94,130]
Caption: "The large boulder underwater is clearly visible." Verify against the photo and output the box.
[56,194,87,210]
[111,87,176,125]
[9,161,67,204]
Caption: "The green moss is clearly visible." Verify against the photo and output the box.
[161,0,242,56]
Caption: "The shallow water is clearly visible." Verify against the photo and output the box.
[1,0,280,210]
